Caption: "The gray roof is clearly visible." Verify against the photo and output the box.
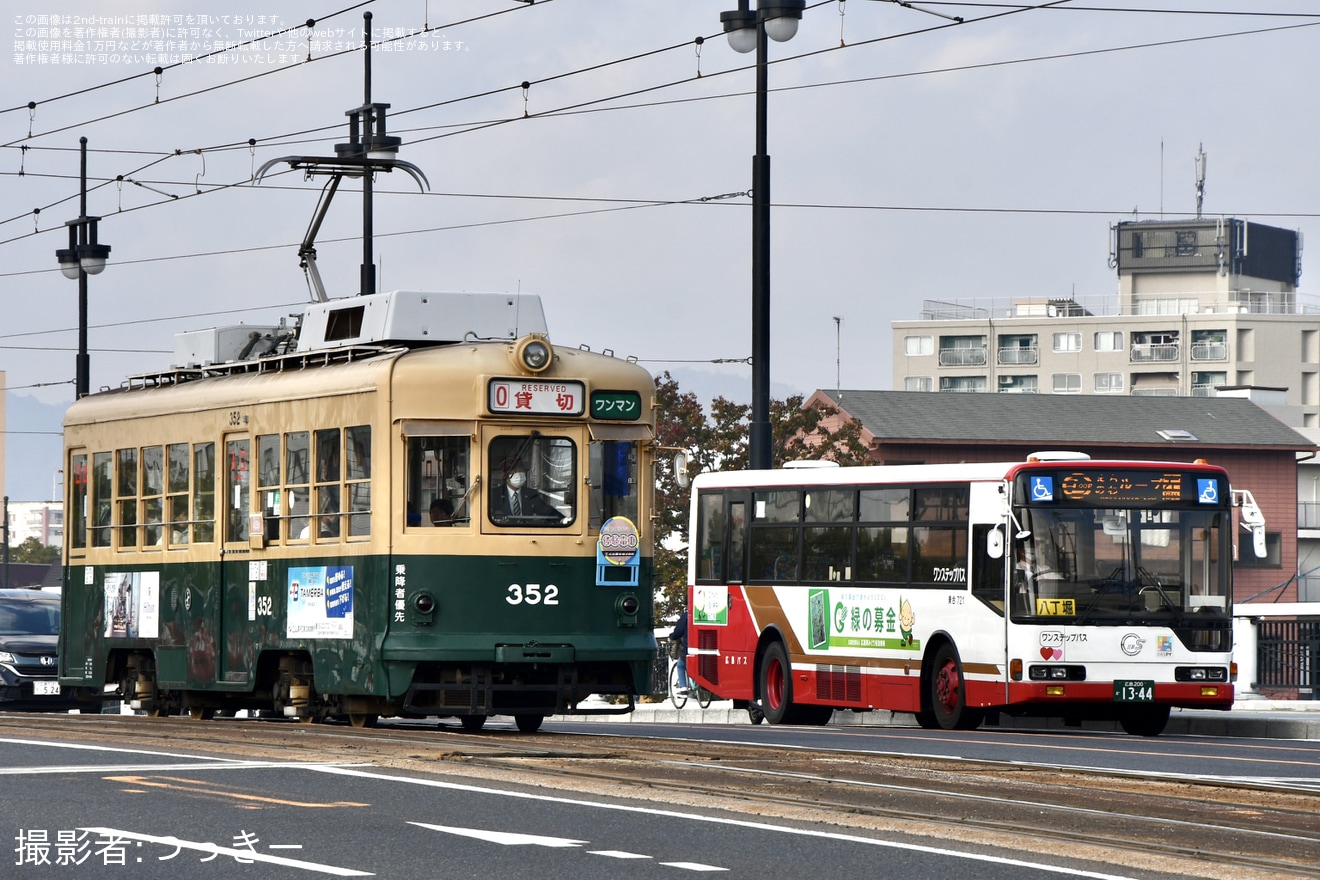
[818,390,1315,450]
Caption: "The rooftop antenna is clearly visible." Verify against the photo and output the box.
[1195,143,1207,220]
[833,316,842,399]
[255,11,429,301]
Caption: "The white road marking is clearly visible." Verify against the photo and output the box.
[588,850,652,859]
[409,823,585,847]
[659,861,729,871]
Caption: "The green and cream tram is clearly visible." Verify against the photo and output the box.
[59,291,657,732]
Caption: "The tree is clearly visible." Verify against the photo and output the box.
[10,537,59,564]
[651,375,869,625]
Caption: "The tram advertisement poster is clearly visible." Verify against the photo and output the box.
[103,571,160,639]
[692,585,728,626]
[286,566,354,639]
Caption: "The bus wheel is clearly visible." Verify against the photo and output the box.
[759,642,794,725]
[459,714,487,732]
[1119,705,1170,737]
[348,713,378,729]
[514,714,544,733]
[928,644,982,731]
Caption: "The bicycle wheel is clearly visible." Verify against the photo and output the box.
[669,661,688,709]
[696,685,712,709]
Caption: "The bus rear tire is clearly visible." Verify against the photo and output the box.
[1119,705,1169,737]
[927,643,982,731]
[759,642,796,725]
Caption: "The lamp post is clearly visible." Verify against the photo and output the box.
[720,0,804,471]
[54,137,111,399]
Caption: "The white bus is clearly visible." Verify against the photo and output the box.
[684,453,1263,736]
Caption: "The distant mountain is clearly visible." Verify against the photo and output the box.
[4,394,66,503]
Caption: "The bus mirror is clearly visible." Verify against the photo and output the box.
[673,451,690,489]
[986,527,1004,560]
[1252,525,1266,558]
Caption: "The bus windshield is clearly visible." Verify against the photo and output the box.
[1011,505,1230,629]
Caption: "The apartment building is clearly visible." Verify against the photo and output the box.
[891,218,1320,425]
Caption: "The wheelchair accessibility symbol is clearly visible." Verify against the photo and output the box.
[1031,476,1054,502]
[1197,478,1218,504]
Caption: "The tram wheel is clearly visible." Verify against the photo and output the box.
[348,713,378,729]
[458,714,487,732]
[758,642,794,725]
[1119,705,1170,737]
[927,643,982,731]
[514,713,544,733]
[187,705,216,721]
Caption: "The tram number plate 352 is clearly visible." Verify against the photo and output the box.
[1113,680,1154,702]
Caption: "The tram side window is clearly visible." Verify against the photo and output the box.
[588,439,639,529]
[286,431,310,541]
[116,448,138,549]
[345,425,371,538]
[167,443,190,545]
[257,434,282,541]
[193,442,216,543]
[226,439,250,543]
[314,429,341,539]
[406,435,470,528]
[142,446,164,547]
[68,453,88,550]
[92,452,112,547]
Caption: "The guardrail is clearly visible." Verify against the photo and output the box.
[1235,603,1320,700]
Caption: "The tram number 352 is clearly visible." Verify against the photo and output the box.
[506,583,560,606]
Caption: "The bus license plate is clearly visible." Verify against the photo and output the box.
[1114,680,1154,702]
[32,681,61,696]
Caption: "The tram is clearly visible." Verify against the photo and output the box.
[58,291,658,732]
[686,454,1264,736]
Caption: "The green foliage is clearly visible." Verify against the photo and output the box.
[651,376,870,625]
[9,537,59,564]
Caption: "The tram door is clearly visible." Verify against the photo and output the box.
[196,432,251,688]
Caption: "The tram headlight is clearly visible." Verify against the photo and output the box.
[513,335,553,374]
[615,593,639,627]
[412,592,436,626]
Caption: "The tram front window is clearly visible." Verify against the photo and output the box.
[405,435,470,528]
[489,435,574,527]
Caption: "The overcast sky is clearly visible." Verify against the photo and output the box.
[3,1,1318,418]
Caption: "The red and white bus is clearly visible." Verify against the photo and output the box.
[684,453,1263,736]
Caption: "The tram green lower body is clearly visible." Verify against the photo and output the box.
[58,552,656,719]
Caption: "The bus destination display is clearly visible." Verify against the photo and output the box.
[1059,470,1184,503]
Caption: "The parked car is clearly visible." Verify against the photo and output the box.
[0,588,82,712]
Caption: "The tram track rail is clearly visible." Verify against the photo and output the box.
[3,712,1318,879]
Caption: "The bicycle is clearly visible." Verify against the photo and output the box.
[668,659,712,710]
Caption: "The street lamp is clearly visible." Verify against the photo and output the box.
[719,0,804,471]
[54,136,111,399]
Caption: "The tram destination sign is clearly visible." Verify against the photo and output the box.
[488,378,586,416]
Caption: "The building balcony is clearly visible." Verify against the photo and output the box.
[1130,387,1179,397]
[1191,342,1228,361]
[1299,501,1320,530]
[938,348,988,367]
[998,347,1039,365]
[1130,343,1179,362]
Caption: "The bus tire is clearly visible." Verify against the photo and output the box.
[1119,705,1169,737]
[927,643,982,731]
[759,641,795,725]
